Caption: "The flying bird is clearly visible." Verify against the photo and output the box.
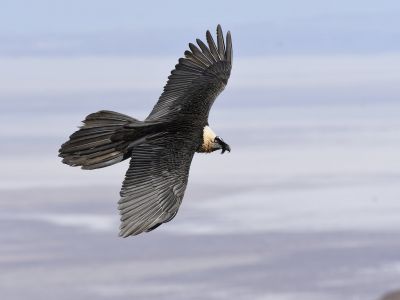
[59,25,233,237]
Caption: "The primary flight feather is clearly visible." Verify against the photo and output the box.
[59,25,233,237]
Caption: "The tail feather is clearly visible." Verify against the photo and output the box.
[59,110,139,170]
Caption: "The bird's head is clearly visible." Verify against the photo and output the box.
[199,126,231,154]
[213,136,231,154]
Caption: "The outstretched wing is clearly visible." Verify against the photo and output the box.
[118,133,196,237]
[146,24,233,121]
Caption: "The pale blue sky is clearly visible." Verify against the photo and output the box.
[2,1,400,113]
[2,0,400,56]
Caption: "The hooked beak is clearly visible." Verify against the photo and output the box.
[215,136,231,154]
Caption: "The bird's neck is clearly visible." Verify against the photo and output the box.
[198,126,216,153]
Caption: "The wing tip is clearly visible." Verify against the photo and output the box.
[225,30,233,64]
[216,24,226,61]
[119,231,128,238]
[187,25,233,65]
[118,224,137,238]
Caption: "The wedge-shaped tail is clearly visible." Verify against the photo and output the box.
[59,110,139,170]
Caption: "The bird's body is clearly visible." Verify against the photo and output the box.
[59,25,233,237]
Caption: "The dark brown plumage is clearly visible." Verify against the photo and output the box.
[59,25,233,237]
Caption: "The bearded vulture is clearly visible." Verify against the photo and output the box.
[59,25,233,237]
